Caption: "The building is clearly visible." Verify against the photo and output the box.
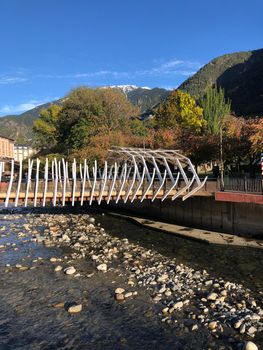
[14,145,36,162]
[0,134,14,160]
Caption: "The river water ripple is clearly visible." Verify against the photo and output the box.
[0,207,262,350]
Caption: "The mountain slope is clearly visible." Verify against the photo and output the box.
[127,87,169,113]
[179,48,263,116]
[0,100,63,143]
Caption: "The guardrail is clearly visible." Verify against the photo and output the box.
[220,177,263,194]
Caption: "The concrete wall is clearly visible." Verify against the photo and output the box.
[108,197,263,238]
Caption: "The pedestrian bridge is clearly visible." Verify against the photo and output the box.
[0,148,207,208]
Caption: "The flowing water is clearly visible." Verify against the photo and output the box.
[0,207,262,350]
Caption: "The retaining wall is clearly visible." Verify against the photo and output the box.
[108,196,263,238]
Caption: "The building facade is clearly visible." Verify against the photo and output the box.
[0,135,14,160]
[14,145,36,162]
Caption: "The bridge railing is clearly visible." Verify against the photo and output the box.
[220,177,263,194]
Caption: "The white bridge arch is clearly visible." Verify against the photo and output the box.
[0,147,207,207]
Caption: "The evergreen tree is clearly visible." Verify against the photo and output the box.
[199,86,231,134]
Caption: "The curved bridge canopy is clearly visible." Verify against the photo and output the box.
[0,147,207,207]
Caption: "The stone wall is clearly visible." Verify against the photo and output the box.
[108,197,263,238]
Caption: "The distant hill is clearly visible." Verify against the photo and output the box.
[0,100,63,143]
[179,48,263,116]
[0,86,168,144]
[126,87,169,112]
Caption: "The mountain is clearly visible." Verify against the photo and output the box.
[107,85,150,94]
[179,48,263,116]
[0,87,168,144]
[127,87,169,113]
[0,100,63,143]
[104,85,169,111]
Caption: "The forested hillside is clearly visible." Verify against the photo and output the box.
[179,48,263,116]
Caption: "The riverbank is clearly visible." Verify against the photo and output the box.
[0,209,262,349]
[107,212,263,250]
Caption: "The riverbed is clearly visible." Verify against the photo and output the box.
[0,207,262,350]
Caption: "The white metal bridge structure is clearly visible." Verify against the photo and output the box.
[0,147,207,208]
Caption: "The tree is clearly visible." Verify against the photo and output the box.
[199,86,231,183]
[222,116,252,169]
[57,87,138,150]
[180,131,219,167]
[155,90,205,133]
[249,118,263,154]
[33,105,62,150]
[199,86,231,135]
[130,118,147,137]
[68,131,144,166]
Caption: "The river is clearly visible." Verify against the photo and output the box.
[0,207,262,350]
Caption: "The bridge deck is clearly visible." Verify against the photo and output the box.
[0,180,213,206]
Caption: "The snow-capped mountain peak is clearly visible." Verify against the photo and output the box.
[101,85,151,94]
[109,85,138,93]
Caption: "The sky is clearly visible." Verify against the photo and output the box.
[0,0,262,116]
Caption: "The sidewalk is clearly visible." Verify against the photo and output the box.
[109,212,263,250]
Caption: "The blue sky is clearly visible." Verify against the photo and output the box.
[0,0,262,116]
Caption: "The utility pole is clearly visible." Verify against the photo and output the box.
[220,124,224,189]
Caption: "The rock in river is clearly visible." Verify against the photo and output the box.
[173,301,184,310]
[208,321,217,330]
[115,293,125,301]
[207,292,218,301]
[115,288,125,294]
[67,304,82,313]
[97,263,107,272]
[64,266,76,275]
[54,265,63,272]
[243,341,258,350]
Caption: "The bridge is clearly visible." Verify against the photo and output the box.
[0,148,208,208]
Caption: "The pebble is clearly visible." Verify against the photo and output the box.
[164,290,172,297]
[173,301,184,309]
[240,324,246,334]
[207,292,218,301]
[115,293,125,301]
[53,302,65,308]
[50,257,57,262]
[192,324,198,331]
[208,321,217,330]
[124,292,133,298]
[162,307,169,314]
[96,263,107,272]
[247,326,257,335]
[159,286,166,293]
[67,304,82,313]
[243,341,258,350]
[54,265,63,272]
[205,280,213,286]
[234,319,243,329]
[115,288,125,294]
[64,266,76,275]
